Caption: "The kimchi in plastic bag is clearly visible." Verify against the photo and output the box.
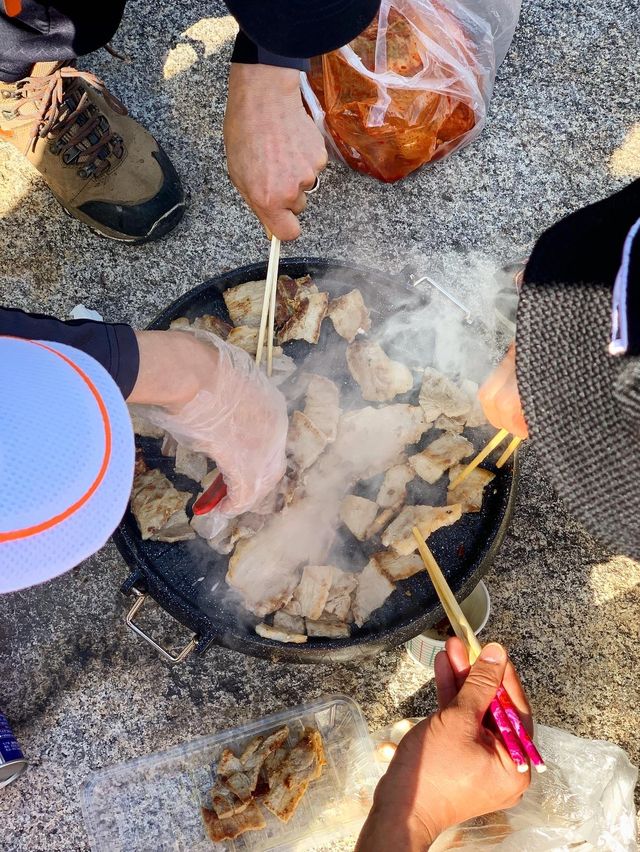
[302,0,521,182]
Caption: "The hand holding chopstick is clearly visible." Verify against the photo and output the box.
[412,528,546,774]
[449,427,522,490]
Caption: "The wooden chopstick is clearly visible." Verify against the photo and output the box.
[411,528,546,774]
[449,428,509,490]
[496,436,522,469]
[255,236,279,369]
[266,237,281,377]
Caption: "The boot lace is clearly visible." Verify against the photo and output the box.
[2,66,127,178]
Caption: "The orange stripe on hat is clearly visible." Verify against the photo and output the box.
[0,338,112,543]
[4,0,22,16]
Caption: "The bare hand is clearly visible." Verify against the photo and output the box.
[356,641,531,850]
[224,63,327,240]
[478,343,529,438]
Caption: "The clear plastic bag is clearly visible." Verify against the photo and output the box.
[301,0,521,182]
[371,722,637,850]
[431,725,639,851]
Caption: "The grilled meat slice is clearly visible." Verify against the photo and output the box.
[130,468,192,540]
[202,799,266,842]
[174,445,208,483]
[340,495,379,540]
[286,410,328,471]
[376,462,414,508]
[255,623,308,644]
[210,781,248,819]
[381,504,462,555]
[153,509,196,542]
[419,367,471,421]
[223,279,268,327]
[347,340,413,402]
[303,374,341,442]
[447,465,495,512]
[263,729,326,823]
[331,404,430,480]
[323,569,358,622]
[291,564,335,620]
[372,551,425,581]
[434,413,465,434]
[327,288,371,342]
[278,292,328,344]
[352,560,395,627]
[272,611,306,634]
[409,433,474,484]
[191,314,232,339]
[460,379,487,427]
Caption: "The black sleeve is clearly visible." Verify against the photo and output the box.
[0,307,140,399]
[231,29,310,71]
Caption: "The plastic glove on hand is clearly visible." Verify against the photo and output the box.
[133,329,288,520]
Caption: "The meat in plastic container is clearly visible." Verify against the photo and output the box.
[80,693,382,851]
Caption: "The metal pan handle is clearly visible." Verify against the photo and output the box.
[125,587,198,665]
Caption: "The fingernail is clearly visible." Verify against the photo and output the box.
[480,643,506,664]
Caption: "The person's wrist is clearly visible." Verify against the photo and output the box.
[132,330,216,412]
[358,801,438,851]
[229,62,300,98]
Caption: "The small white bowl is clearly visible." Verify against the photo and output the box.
[405,581,491,672]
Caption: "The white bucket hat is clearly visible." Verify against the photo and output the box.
[0,337,135,593]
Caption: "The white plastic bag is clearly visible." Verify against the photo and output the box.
[301,0,521,182]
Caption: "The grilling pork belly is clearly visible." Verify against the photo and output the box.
[323,570,357,622]
[419,367,472,421]
[331,404,430,480]
[174,445,208,483]
[352,560,395,627]
[255,622,307,644]
[447,465,495,513]
[302,374,340,442]
[376,462,414,509]
[131,468,195,542]
[227,405,432,617]
[347,339,414,402]
[286,411,328,471]
[382,504,462,555]
[278,292,328,344]
[289,564,335,620]
[327,288,371,342]
[136,270,497,641]
[372,551,425,581]
[409,433,474,484]
[223,279,268,327]
[339,495,379,540]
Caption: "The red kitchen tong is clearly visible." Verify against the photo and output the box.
[192,473,227,515]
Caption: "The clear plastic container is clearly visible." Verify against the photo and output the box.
[80,694,381,852]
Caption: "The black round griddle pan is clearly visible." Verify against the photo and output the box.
[114,258,518,664]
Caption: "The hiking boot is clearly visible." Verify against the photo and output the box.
[0,62,187,243]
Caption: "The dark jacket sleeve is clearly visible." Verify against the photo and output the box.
[0,307,140,398]
[231,29,310,71]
